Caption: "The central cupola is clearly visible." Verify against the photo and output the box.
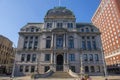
[44,7,76,30]
[45,7,75,19]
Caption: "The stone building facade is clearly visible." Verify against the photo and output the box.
[15,7,104,76]
[0,35,14,74]
[92,0,120,73]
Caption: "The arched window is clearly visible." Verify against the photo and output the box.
[56,35,63,48]
[68,36,74,48]
[46,36,51,48]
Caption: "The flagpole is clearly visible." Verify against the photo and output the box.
[59,0,61,6]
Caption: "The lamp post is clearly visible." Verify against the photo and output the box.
[11,44,17,79]
[101,47,108,79]
[80,53,83,79]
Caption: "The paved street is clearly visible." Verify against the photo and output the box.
[0,76,120,80]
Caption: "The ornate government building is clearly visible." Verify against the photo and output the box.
[15,7,104,76]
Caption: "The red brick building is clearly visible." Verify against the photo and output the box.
[92,0,120,73]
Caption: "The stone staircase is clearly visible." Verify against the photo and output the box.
[48,71,73,78]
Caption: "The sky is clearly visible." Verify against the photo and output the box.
[0,0,100,46]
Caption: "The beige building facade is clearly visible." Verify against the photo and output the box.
[0,35,14,75]
[15,7,104,76]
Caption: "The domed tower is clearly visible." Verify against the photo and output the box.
[44,7,76,29]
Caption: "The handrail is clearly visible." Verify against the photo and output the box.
[33,69,54,78]
[68,69,79,78]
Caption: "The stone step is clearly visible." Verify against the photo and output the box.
[48,71,73,78]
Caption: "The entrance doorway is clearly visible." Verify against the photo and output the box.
[56,54,63,71]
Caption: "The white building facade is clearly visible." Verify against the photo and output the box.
[15,7,104,76]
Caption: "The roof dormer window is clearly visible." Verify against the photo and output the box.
[68,23,73,29]
[47,23,52,29]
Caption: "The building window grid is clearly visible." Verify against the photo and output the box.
[69,54,75,61]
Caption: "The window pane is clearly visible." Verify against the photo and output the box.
[68,23,73,28]
[31,66,35,72]
[56,35,63,48]
[25,66,29,72]
[83,54,88,61]
[47,23,52,29]
[32,54,36,62]
[45,54,50,61]
[46,40,51,48]
[87,41,91,50]
[68,37,74,48]
[95,54,99,61]
[85,66,89,72]
[21,54,25,62]
[19,65,23,72]
[93,41,97,49]
[69,54,75,61]
[82,41,86,50]
[89,54,93,61]
[91,66,95,72]
[27,54,31,62]
[57,23,63,28]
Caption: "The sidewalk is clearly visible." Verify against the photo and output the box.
[0,76,120,80]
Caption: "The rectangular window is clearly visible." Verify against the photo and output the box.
[69,54,75,61]
[68,23,73,28]
[34,41,38,49]
[27,54,31,62]
[23,41,27,49]
[68,39,74,48]
[19,65,23,72]
[82,41,86,50]
[25,66,29,72]
[83,54,88,61]
[47,23,52,28]
[31,66,35,72]
[45,54,50,61]
[46,40,51,48]
[57,23,63,28]
[29,41,33,49]
[96,66,100,72]
[95,54,99,61]
[89,54,93,61]
[87,41,91,50]
[93,41,97,49]
[31,28,34,32]
[85,66,89,72]
[32,54,36,62]
[21,54,25,62]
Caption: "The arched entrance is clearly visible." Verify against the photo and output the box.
[56,54,63,71]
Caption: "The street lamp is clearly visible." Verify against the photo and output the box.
[11,44,17,79]
[101,47,108,79]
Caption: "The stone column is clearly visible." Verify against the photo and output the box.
[63,34,65,48]
[51,33,54,48]
[54,53,56,64]
[64,53,66,64]
[51,53,53,63]
[54,34,56,49]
